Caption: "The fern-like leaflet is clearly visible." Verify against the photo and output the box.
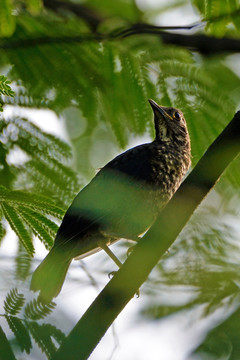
[0,116,80,206]
[0,75,15,111]
[5,315,32,353]
[2,202,35,256]
[0,186,64,255]
[3,290,61,357]
[18,207,57,250]
[27,322,65,359]
[3,288,25,316]
[15,242,32,281]
[24,298,56,320]
[0,217,6,243]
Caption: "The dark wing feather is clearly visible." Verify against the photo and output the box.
[54,143,154,256]
[103,143,153,182]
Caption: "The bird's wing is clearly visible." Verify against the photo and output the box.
[54,143,154,255]
[102,143,153,182]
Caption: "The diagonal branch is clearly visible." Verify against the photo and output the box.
[52,111,240,360]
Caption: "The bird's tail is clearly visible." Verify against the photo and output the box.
[30,248,71,303]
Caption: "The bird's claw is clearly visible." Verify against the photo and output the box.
[127,246,135,257]
[108,270,117,279]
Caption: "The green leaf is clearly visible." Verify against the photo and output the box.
[27,321,65,359]
[4,288,25,315]
[24,299,56,320]
[0,74,15,111]
[193,306,240,359]
[15,242,32,281]
[25,0,43,14]
[193,0,240,36]
[0,115,80,203]
[0,185,64,254]
[5,316,32,353]
[19,207,57,250]
[7,116,72,163]
[46,323,66,346]
[0,0,15,37]
[3,87,48,108]
[1,203,34,256]
[0,186,65,219]
[0,218,6,244]
[0,75,15,97]
[18,159,79,206]
[87,0,141,21]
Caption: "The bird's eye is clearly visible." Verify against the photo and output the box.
[174,111,181,120]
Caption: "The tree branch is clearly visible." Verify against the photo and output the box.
[52,112,240,360]
[120,24,240,55]
[2,24,240,55]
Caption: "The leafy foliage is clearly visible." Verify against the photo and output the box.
[138,193,240,360]
[24,298,55,320]
[0,186,64,255]
[142,194,240,306]
[27,321,65,359]
[15,242,32,281]
[6,315,32,353]
[193,0,240,35]
[4,288,25,315]
[0,74,14,111]
[2,202,35,255]
[0,0,240,359]
[0,0,15,37]
[2,289,64,358]
[0,75,14,97]
[0,216,6,243]
[0,116,79,202]
[194,306,240,359]
[0,111,79,255]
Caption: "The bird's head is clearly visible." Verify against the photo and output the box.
[148,99,189,147]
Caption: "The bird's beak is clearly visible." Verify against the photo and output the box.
[148,99,172,120]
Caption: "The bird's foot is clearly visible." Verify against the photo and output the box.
[127,245,135,257]
[135,290,140,298]
[108,270,117,279]
[98,239,140,298]
[98,240,123,268]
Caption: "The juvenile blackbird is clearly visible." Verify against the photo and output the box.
[31,99,191,302]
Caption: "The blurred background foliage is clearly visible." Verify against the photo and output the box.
[0,0,240,359]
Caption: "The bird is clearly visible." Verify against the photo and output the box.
[31,99,191,302]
